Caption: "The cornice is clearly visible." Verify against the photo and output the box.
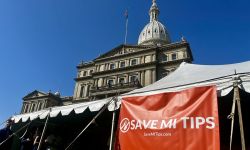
[92,61,157,76]
[74,75,93,81]
[94,47,157,63]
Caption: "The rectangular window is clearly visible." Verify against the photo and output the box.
[172,53,177,60]
[110,64,115,70]
[89,70,93,75]
[107,79,114,87]
[80,85,85,98]
[162,54,168,62]
[130,75,138,82]
[120,61,125,68]
[131,59,137,66]
[119,78,125,84]
[83,71,87,76]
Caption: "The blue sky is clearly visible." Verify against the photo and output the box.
[0,0,250,124]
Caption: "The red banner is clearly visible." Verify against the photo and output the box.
[116,86,220,150]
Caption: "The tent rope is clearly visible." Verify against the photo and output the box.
[0,108,50,147]
[0,121,32,147]
[65,97,116,150]
[37,108,51,150]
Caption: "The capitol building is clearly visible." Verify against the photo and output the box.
[20,0,193,114]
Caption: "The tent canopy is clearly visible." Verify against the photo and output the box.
[12,98,114,123]
[12,61,250,123]
[125,61,250,97]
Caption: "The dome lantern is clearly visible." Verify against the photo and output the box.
[138,0,171,45]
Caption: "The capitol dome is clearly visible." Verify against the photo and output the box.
[138,0,171,45]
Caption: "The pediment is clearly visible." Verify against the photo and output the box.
[94,44,151,60]
[23,90,48,100]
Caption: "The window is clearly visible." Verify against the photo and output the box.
[107,79,114,87]
[162,54,168,62]
[130,75,138,82]
[89,70,93,75]
[120,61,125,68]
[119,78,125,85]
[131,59,137,66]
[80,85,85,98]
[110,64,115,70]
[83,71,87,76]
[172,53,177,60]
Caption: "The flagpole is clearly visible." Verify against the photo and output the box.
[124,10,128,44]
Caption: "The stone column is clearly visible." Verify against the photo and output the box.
[26,103,31,113]
[21,104,25,113]
[103,77,107,86]
[137,72,141,83]
[152,54,156,61]
[152,69,156,83]
[141,56,144,64]
[96,79,99,87]
[141,71,145,86]
[148,70,152,85]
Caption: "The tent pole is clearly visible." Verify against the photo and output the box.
[37,108,50,150]
[233,82,246,150]
[109,97,117,150]
[228,88,236,150]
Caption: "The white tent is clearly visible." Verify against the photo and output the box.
[12,98,112,123]
[12,61,250,123]
[9,61,250,149]
[125,61,250,97]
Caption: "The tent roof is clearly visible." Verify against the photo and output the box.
[12,98,116,123]
[125,61,250,97]
[12,61,250,123]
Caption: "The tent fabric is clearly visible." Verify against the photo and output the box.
[12,61,250,123]
[124,61,250,97]
[12,98,110,123]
